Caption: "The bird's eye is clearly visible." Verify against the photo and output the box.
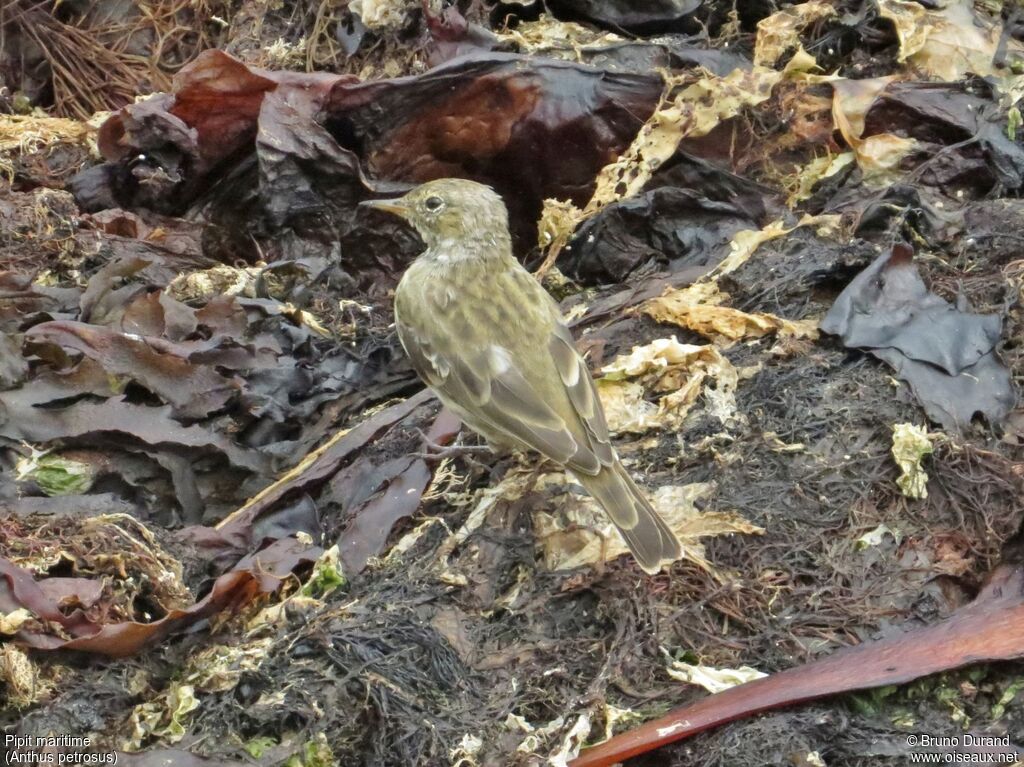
[423,196,445,212]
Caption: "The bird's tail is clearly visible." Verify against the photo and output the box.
[576,461,682,574]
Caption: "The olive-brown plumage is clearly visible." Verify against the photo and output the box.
[364,179,682,573]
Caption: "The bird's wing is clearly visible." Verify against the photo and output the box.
[547,321,616,469]
[396,302,613,476]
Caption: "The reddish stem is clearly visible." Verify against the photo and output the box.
[571,566,1024,767]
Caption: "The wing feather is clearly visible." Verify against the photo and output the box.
[395,263,611,476]
[485,370,582,466]
[395,320,448,390]
[549,325,615,467]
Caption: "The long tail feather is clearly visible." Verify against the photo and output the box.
[577,462,682,574]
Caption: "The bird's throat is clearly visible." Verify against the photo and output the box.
[420,233,512,270]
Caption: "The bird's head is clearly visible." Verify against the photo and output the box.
[360,178,510,253]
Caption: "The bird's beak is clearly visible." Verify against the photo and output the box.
[359,199,412,219]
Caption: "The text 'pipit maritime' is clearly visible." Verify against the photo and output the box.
[362,179,682,574]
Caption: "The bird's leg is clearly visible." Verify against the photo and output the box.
[410,427,494,464]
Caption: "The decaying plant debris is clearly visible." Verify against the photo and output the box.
[2,0,1024,765]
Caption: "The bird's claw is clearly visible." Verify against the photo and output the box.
[411,428,493,465]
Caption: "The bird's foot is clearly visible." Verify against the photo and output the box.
[411,428,494,466]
